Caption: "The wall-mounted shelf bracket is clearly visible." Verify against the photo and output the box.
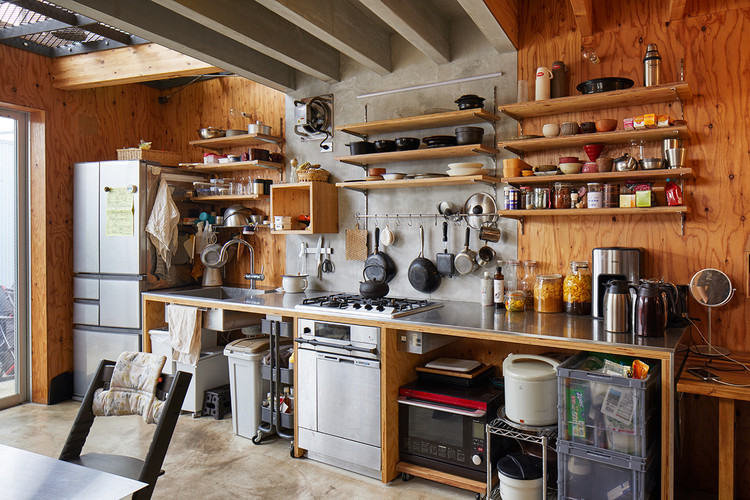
[503,146,525,158]
[338,129,368,140]
[680,212,686,236]
[472,147,498,158]
[499,109,522,122]
[340,159,368,168]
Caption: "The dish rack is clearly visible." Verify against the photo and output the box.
[485,407,558,500]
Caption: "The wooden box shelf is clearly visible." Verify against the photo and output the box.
[189,133,283,151]
[336,144,498,166]
[497,82,692,120]
[270,182,338,234]
[336,108,501,138]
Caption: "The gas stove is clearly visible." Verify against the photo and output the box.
[295,293,444,319]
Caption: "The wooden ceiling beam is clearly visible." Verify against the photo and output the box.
[569,0,594,37]
[458,0,517,51]
[358,0,451,65]
[255,0,392,75]
[51,43,220,90]
[151,0,340,82]
[668,0,687,21]
[51,0,296,92]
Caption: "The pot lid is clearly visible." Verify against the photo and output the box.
[464,192,497,230]
[497,453,543,480]
[503,354,558,381]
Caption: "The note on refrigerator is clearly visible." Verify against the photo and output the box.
[106,187,134,236]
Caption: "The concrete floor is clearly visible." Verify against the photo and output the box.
[0,401,472,499]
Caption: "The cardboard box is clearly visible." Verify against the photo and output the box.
[620,194,636,208]
[635,190,652,207]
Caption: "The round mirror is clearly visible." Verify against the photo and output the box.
[689,268,733,307]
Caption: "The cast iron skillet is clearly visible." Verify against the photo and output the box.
[408,225,441,294]
[364,227,397,283]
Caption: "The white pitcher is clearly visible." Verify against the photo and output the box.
[535,66,553,100]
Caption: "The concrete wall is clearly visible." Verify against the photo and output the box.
[284,18,517,302]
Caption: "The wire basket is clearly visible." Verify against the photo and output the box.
[297,168,330,183]
[116,148,181,165]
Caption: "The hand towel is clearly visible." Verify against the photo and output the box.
[146,178,180,270]
[168,304,202,366]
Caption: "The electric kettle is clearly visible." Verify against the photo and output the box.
[603,280,632,333]
[633,282,667,337]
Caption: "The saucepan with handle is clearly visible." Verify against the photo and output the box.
[454,227,477,275]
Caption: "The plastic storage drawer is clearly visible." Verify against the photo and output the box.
[557,440,658,500]
[557,352,660,457]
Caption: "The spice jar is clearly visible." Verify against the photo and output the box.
[520,260,537,309]
[534,274,563,313]
[554,182,573,209]
[504,186,520,210]
[534,187,550,209]
[587,183,602,209]
[563,261,592,315]
[505,290,525,312]
[602,184,620,208]
[520,186,533,210]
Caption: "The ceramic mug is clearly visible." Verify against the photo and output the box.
[282,274,308,293]
[542,123,560,137]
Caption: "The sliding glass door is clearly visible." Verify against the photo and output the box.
[0,108,29,408]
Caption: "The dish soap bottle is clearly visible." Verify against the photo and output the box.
[494,266,505,309]
[481,272,494,306]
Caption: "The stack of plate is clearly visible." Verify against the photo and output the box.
[446,162,487,177]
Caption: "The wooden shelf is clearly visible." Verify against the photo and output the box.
[497,82,692,120]
[270,182,338,234]
[189,133,283,151]
[499,206,690,218]
[395,462,486,494]
[335,108,501,137]
[190,194,269,202]
[502,167,695,186]
[336,144,498,166]
[336,174,502,191]
[179,160,283,172]
[498,126,690,153]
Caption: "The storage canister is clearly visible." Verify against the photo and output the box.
[602,183,620,208]
[534,274,563,313]
[533,187,550,209]
[563,261,592,315]
[497,453,545,500]
[253,178,265,195]
[520,186,533,210]
[554,182,572,209]
[503,353,560,425]
[586,182,602,209]
[504,186,520,210]
[505,290,525,312]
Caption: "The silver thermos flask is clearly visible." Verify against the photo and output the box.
[643,44,662,87]
[603,280,632,333]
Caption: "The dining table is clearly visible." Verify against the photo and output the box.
[0,443,147,499]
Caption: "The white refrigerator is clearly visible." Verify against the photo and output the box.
[72,160,202,397]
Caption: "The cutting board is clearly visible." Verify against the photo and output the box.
[345,223,368,261]
[423,357,482,373]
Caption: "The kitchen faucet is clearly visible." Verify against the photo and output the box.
[218,236,265,287]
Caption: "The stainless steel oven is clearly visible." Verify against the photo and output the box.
[398,381,504,481]
[295,318,381,479]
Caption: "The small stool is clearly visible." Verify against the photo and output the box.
[202,384,231,420]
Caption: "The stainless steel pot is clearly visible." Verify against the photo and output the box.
[248,120,272,135]
[223,204,253,227]
[198,127,226,139]
[639,158,665,170]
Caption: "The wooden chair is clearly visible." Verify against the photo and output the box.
[59,358,192,500]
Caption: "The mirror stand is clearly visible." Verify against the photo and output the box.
[690,307,731,356]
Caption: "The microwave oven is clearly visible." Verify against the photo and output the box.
[398,380,504,481]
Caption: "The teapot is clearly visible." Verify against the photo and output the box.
[613,153,638,172]
[633,282,667,337]
[360,265,389,299]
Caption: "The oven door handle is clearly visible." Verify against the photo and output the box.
[294,337,378,355]
[397,396,487,417]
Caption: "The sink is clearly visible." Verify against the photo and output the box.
[167,287,275,331]
[176,286,273,300]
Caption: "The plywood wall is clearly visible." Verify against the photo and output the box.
[515,0,750,495]
[158,77,287,287]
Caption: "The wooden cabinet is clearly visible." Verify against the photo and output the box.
[270,182,338,234]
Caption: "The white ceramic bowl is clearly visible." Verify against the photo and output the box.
[447,162,483,169]
[447,168,487,177]
[542,123,560,137]
[559,162,582,174]
[381,173,406,180]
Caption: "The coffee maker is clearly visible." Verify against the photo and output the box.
[592,247,642,318]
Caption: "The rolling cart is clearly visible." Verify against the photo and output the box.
[252,319,294,456]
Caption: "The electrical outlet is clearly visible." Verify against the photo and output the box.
[320,140,333,153]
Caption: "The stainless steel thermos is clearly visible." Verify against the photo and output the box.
[603,280,632,333]
[643,44,662,87]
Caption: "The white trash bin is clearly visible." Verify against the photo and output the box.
[224,337,270,439]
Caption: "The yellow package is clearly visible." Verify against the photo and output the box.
[643,113,657,128]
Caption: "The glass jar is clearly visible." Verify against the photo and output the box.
[533,187,550,209]
[521,187,534,210]
[503,260,522,291]
[563,261,592,315]
[554,182,573,209]
[505,290,525,312]
[520,260,537,309]
[587,182,602,209]
[534,274,563,313]
[602,184,620,208]
[504,187,520,210]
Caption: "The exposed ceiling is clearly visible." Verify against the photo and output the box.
[37,0,516,93]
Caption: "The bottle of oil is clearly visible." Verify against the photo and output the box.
[494,266,505,309]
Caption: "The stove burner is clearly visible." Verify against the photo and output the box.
[298,293,443,318]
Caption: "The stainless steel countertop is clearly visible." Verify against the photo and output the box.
[144,288,688,354]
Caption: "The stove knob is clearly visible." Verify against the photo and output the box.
[376,305,385,312]
[364,304,373,310]
[303,327,311,334]
[471,454,483,466]
[352,303,361,309]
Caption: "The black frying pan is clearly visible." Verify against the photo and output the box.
[364,227,397,283]
[408,225,441,293]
